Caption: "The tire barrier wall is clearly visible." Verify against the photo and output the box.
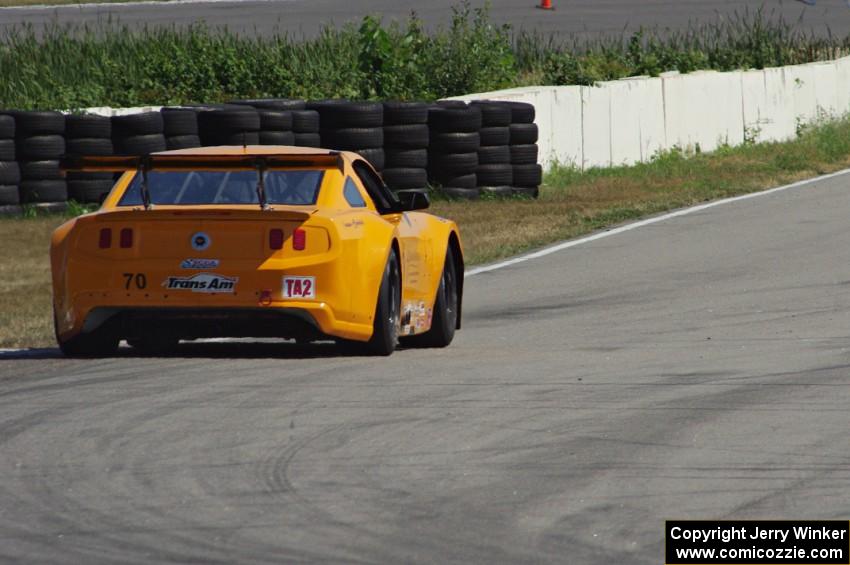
[0,98,542,212]
[447,56,850,170]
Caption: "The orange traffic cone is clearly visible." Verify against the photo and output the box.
[537,0,554,9]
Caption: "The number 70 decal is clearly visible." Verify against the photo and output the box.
[282,276,315,299]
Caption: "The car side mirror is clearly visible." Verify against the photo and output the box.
[396,190,430,211]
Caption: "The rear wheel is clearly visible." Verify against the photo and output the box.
[366,248,401,356]
[403,246,458,348]
[55,316,119,358]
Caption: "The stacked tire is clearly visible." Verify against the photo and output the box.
[381,102,429,194]
[9,111,67,209]
[310,101,384,170]
[292,108,320,148]
[65,113,114,204]
[471,101,513,196]
[0,115,18,209]
[427,103,482,200]
[161,107,200,150]
[112,112,167,155]
[197,107,261,146]
[505,102,542,198]
[230,99,301,146]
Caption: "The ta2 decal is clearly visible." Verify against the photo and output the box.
[283,276,315,299]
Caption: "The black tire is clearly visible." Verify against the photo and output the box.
[441,187,480,200]
[0,161,20,185]
[294,132,321,147]
[428,106,482,133]
[382,168,427,190]
[382,101,429,125]
[510,123,539,144]
[68,179,114,203]
[201,132,260,146]
[115,134,167,155]
[57,328,119,357]
[0,184,19,205]
[512,185,539,198]
[475,163,513,186]
[429,132,480,153]
[383,124,429,148]
[428,152,478,174]
[385,148,427,168]
[112,112,164,136]
[480,185,514,197]
[366,248,401,356]
[310,101,383,128]
[477,145,511,165]
[470,101,512,126]
[510,144,539,165]
[434,173,476,189]
[258,110,293,131]
[19,179,67,203]
[6,111,64,135]
[67,171,113,181]
[0,139,13,161]
[356,148,385,171]
[513,163,543,187]
[0,115,13,139]
[166,135,201,150]
[259,130,295,145]
[435,100,468,109]
[402,245,458,347]
[65,137,114,156]
[19,160,60,181]
[504,101,536,123]
[292,110,320,133]
[229,98,306,111]
[197,109,260,133]
[320,127,383,150]
[18,135,65,159]
[161,108,199,136]
[479,126,510,146]
[65,114,111,138]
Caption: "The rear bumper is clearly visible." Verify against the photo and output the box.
[62,302,373,343]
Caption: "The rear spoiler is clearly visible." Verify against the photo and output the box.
[60,153,345,173]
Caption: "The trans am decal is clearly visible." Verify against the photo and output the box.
[162,273,238,293]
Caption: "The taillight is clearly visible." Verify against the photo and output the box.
[269,228,284,250]
[120,228,133,248]
[293,228,306,251]
[99,228,112,249]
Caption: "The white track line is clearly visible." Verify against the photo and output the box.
[3,167,848,355]
[0,0,291,11]
[465,167,850,277]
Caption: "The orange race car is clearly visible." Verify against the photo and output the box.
[51,146,463,356]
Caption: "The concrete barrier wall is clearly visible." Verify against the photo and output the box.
[450,55,850,170]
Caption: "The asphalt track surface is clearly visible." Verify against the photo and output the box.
[2,171,850,563]
[0,0,849,37]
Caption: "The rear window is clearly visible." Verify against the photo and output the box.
[119,170,324,206]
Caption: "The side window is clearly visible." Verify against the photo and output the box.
[352,160,397,214]
[343,177,367,208]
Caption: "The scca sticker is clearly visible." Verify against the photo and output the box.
[180,258,220,270]
[163,273,238,293]
[282,276,315,299]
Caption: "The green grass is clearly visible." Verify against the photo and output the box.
[0,3,846,109]
[4,117,850,348]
